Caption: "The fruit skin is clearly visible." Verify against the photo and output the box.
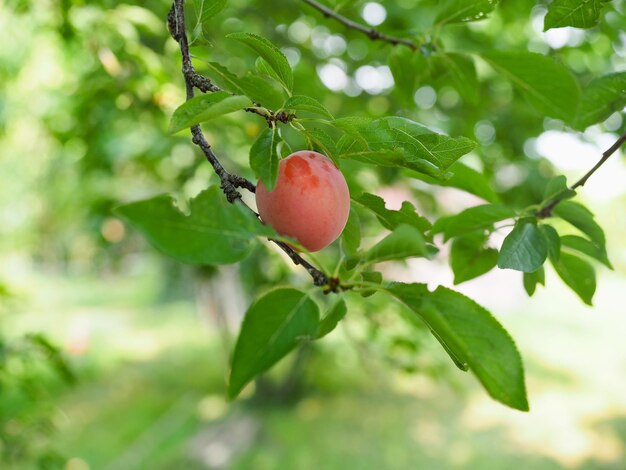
[255,151,350,252]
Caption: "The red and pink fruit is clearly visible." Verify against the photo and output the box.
[255,151,350,252]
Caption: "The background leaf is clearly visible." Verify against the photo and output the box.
[410,162,500,203]
[574,72,626,130]
[450,232,498,284]
[480,51,581,121]
[434,53,479,104]
[199,0,228,36]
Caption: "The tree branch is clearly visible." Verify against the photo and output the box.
[170,0,334,290]
[302,0,419,51]
[537,131,626,218]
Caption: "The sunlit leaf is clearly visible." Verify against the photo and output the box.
[168,92,250,133]
[387,283,528,411]
[115,187,274,265]
[227,32,293,92]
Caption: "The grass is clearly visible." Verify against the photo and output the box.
[3,261,626,469]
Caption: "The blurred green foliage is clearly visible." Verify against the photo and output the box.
[1,0,625,466]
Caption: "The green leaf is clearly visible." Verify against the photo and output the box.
[229,288,319,398]
[498,221,548,272]
[337,117,476,177]
[255,57,283,84]
[539,224,561,262]
[278,139,293,158]
[387,283,528,411]
[551,252,596,305]
[561,234,613,269]
[304,127,339,164]
[523,267,545,296]
[115,187,274,265]
[203,62,284,109]
[388,47,425,103]
[341,207,361,256]
[283,95,333,119]
[410,162,500,203]
[435,53,479,104]
[227,32,293,92]
[317,299,348,339]
[384,118,477,172]
[198,0,227,36]
[433,204,515,241]
[168,92,250,133]
[436,0,499,25]
[574,72,626,130]
[542,175,576,203]
[544,0,607,31]
[481,51,580,121]
[553,201,606,249]
[250,126,281,191]
[450,232,498,284]
[365,224,429,264]
[360,271,383,298]
[353,193,432,236]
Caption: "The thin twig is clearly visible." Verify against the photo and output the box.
[171,0,333,289]
[169,7,293,126]
[537,131,626,218]
[302,0,419,51]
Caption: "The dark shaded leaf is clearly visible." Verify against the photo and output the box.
[250,126,281,191]
[498,221,548,272]
[229,289,319,397]
[551,252,596,305]
[317,299,347,338]
[574,72,626,130]
[523,267,545,296]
